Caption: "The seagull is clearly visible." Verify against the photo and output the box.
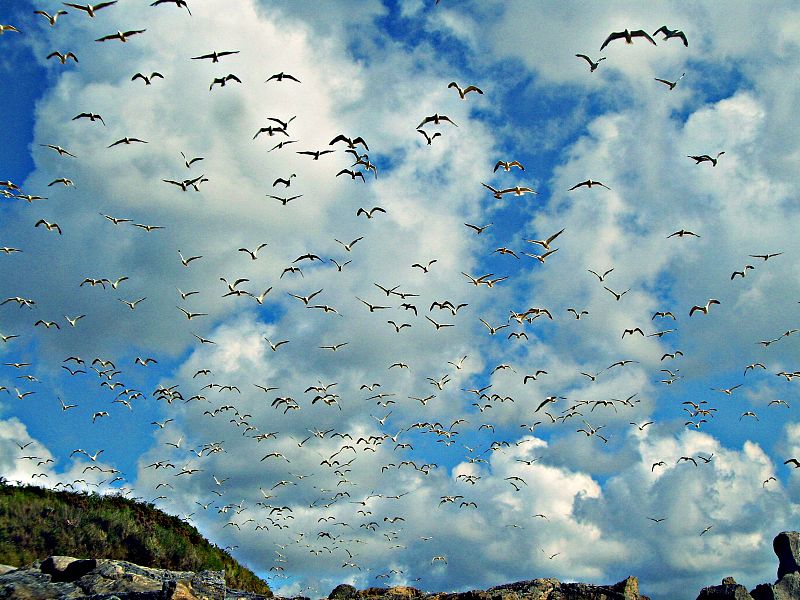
[526,228,564,250]
[266,72,301,83]
[132,72,164,85]
[119,297,147,310]
[575,54,606,72]
[63,2,118,17]
[417,114,458,128]
[47,51,79,64]
[655,73,685,90]
[35,10,69,25]
[0,25,20,34]
[238,243,268,260]
[599,29,657,51]
[667,229,699,238]
[749,252,783,261]
[447,82,483,99]
[108,137,148,148]
[73,112,105,125]
[603,286,629,301]
[356,207,386,219]
[191,50,239,62]
[653,26,689,46]
[334,237,363,252]
[40,144,77,157]
[464,222,492,234]
[689,299,720,316]
[95,29,146,43]
[569,179,610,190]
[688,152,725,166]
[210,74,241,90]
[417,129,441,145]
[35,219,63,234]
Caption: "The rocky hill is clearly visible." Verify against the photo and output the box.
[0,481,270,595]
[2,531,800,600]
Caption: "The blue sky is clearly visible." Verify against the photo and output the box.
[2,1,800,599]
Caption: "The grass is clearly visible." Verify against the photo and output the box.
[0,480,271,596]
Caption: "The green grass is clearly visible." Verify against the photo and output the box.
[0,480,271,596]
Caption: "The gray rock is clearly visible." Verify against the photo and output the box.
[329,584,357,600]
[695,579,754,599]
[40,558,97,583]
[775,532,800,581]
[750,572,800,600]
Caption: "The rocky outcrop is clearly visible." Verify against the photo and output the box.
[695,532,800,600]
[332,577,647,600]
[0,556,230,600]
[696,577,754,600]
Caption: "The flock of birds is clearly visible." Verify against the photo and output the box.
[0,2,796,595]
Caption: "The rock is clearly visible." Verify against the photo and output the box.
[775,532,800,581]
[695,579,754,600]
[751,572,800,600]
[40,557,97,583]
[0,568,16,577]
[329,584,357,600]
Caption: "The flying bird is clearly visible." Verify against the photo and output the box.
[653,26,689,46]
[447,82,483,99]
[95,29,146,42]
[63,2,117,17]
[575,54,606,72]
[599,29,657,51]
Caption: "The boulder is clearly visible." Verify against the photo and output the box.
[751,572,800,600]
[775,532,800,581]
[329,584,357,600]
[695,577,754,600]
[40,558,96,583]
[0,567,16,577]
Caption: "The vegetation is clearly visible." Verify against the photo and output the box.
[0,480,271,596]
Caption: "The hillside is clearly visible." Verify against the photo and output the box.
[0,480,271,596]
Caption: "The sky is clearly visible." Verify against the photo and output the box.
[1,1,800,598]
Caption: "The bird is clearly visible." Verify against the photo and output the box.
[150,0,191,14]
[334,237,363,252]
[448,82,483,99]
[297,149,335,160]
[35,219,63,235]
[264,338,289,352]
[266,72,301,83]
[108,137,148,148]
[575,54,606,72]
[417,114,458,128]
[63,2,118,17]
[40,144,77,157]
[604,286,629,301]
[330,134,369,150]
[569,179,610,191]
[336,169,365,181]
[599,29,657,51]
[120,298,147,310]
[178,250,202,266]
[64,315,85,327]
[210,74,242,90]
[72,112,105,125]
[0,25,20,34]
[238,243,268,260]
[749,252,783,261]
[588,268,614,281]
[667,229,699,238]
[689,299,720,316]
[191,50,240,62]
[35,10,69,25]
[412,260,437,273]
[95,29,146,43]
[464,222,493,234]
[526,228,564,250]
[47,51,79,64]
[655,73,685,90]
[653,26,689,46]
[417,129,441,145]
[688,152,725,166]
[132,72,164,85]
[357,207,386,219]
